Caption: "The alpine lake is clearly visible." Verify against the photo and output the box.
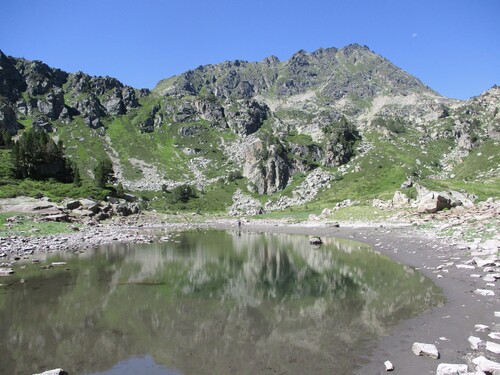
[0,229,444,375]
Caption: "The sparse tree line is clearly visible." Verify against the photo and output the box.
[10,128,77,183]
[2,127,116,189]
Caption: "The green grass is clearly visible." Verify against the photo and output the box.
[144,179,246,213]
[450,139,500,180]
[299,130,457,208]
[0,212,79,237]
[419,178,500,201]
[258,205,392,223]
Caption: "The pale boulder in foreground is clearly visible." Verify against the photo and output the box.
[472,356,500,373]
[412,342,440,359]
[33,369,68,375]
[435,363,468,375]
[384,360,394,371]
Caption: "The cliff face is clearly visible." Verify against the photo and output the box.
[0,46,498,208]
[0,50,145,133]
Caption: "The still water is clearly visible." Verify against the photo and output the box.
[0,230,444,375]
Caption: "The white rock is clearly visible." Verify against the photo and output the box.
[486,341,500,354]
[481,239,500,252]
[412,342,439,359]
[436,363,468,375]
[484,274,498,283]
[51,262,67,267]
[384,360,394,371]
[473,256,497,268]
[475,324,490,332]
[457,264,476,270]
[321,208,331,216]
[484,267,498,273]
[474,289,495,296]
[33,369,67,375]
[469,336,483,350]
[472,356,500,373]
[489,332,500,340]
[471,274,482,278]
[0,268,14,276]
[495,312,500,318]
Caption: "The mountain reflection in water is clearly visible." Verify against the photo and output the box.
[0,230,444,375]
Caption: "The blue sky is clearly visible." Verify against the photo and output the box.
[0,0,498,99]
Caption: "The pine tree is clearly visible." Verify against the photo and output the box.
[94,157,114,188]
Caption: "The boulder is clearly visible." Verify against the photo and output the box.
[468,336,482,350]
[392,190,410,207]
[321,208,331,216]
[33,369,68,375]
[475,324,490,332]
[412,342,439,359]
[472,356,500,373]
[472,256,497,268]
[486,341,500,354]
[40,213,70,222]
[0,268,14,276]
[400,177,414,189]
[436,363,468,375]
[115,202,140,216]
[309,236,323,245]
[417,192,452,214]
[79,198,100,213]
[474,289,495,296]
[65,200,81,210]
[71,209,94,217]
[384,360,394,371]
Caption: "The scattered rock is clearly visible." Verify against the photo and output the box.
[32,369,68,375]
[436,363,468,375]
[417,192,452,214]
[474,289,495,296]
[489,332,500,340]
[51,262,67,267]
[475,325,490,332]
[472,356,500,373]
[40,213,70,222]
[228,189,264,216]
[412,342,440,359]
[65,200,81,210]
[457,264,476,270]
[384,360,394,371]
[0,268,14,276]
[472,256,497,268]
[486,341,500,354]
[468,336,483,350]
[392,190,410,207]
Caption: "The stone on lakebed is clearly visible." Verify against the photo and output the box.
[412,342,439,359]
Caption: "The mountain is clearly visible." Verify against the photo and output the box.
[0,45,498,212]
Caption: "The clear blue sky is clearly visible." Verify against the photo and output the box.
[0,0,498,99]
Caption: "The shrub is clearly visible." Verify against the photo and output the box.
[228,170,243,181]
[170,184,197,203]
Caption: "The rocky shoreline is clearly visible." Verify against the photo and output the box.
[1,198,499,374]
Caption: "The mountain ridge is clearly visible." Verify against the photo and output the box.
[0,45,498,213]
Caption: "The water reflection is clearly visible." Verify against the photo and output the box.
[0,230,444,375]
